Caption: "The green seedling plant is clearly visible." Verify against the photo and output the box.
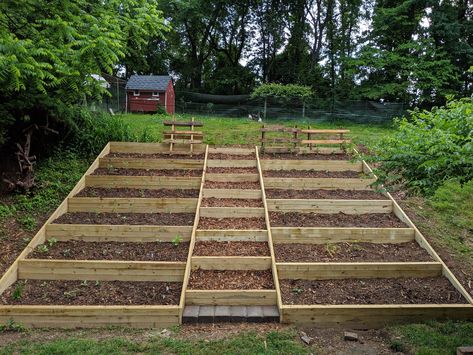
[292,287,304,294]
[325,243,339,258]
[172,235,183,247]
[47,238,57,248]
[37,244,49,253]
[0,319,26,333]
[12,282,24,300]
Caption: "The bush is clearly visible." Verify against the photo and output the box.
[369,97,473,195]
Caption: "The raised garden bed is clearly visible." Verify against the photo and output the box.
[53,212,195,226]
[280,277,466,305]
[270,212,407,228]
[193,241,270,256]
[188,270,274,289]
[76,187,199,198]
[265,189,385,200]
[207,167,258,174]
[260,153,351,160]
[274,242,432,262]
[198,217,266,230]
[201,198,263,207]
[207,153,255,160]
[205,181,261,189]
[1,280,181,305]
[107,152,204,159]
[28,240,189,261]
[263,170,363,178]
[92,168,202,177]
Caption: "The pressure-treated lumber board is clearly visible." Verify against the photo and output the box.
[0,306,180,328]
[186,290,277,306]
[199,207,265,218]
[266,199,392,214]
[264,177,375,190]
[206,159,257,168]
[85,175,200,189]
[281,305,473,328]
[109,141,204,154]
[195,230,268,242]
[260,160,362,171]
[99,157,203,170]
[202,189,262,199]
[208,147,254,155]
[67,197,197,213]
[191,256,272,270]
[46,224,192,242]
[18,260,186,282]
[300,129,350,134]
[300,139,351,145]
[297,147,346,154]
[163,120,203,127]
[205,173,259,182]
[276,262,442,280]
[271,227,415,244]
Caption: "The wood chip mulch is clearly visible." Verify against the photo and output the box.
[92,168,202,177]
[107,152,204,160]
[207,153,256,160]
[270,212,407,228]
[76,187,199,198]
[1,280,181,305]
[274,242,433,262]
[260,153,352,160]
[53,212,195,226]
[28,241,189,261]
[188,270,274,289]
[201,198,263,207]
[263,170,363,178]
[265,189,385,200]
[204,181,261,189]
[280,278,466,305]
[198,217,266,230]
[207,167,258,174]
[193,241,270,256]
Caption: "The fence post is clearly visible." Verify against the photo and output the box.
[302,101,305,119]
[263,97,267,120]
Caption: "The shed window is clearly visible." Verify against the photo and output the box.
[133,90,140,96]
[152,91,160,97]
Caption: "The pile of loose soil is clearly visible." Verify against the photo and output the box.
[76,187,199,198]
[274,242,432,262]
[280,277,466,305]
[265,189,385,200]
[260,153,351,160]
[198,217,266,230]
[53,212,195,226]
[107,152,204,159]
[193,241,270,256]
[188,270,274,289]
[207,167,258,174]
[1,280,181,305]
[92,168,202,177]
[205,181,261,189]
[207,153,255,160]
[263,170,363,178]
[270,212,407,228]
[201,198,263,207]
[29,241,189,261]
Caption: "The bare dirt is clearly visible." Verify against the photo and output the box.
[207,167,258,174]
[265,189,385,200]
[193,241,270,256]
[201,198,263,207]
[92,168,202,177]
[107,152,204,160]
[204,181,261,189]
[198,217,266,230]
[76,187,199,198]
[53,212,195,225]
[260,153,352,160]
[263,170,364,178]
[188,270,274,289]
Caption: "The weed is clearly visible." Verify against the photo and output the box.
[62,248,72,257]
[172,235,183,247]
[12,282,24,300]
[47,238,57,248]
[17,215,37,231]
[325,243,339,257]
[64,290,78,299]
[37,244,49,253]
[0,319,26,333]
[81,280,89,287]
[292,287,304,294]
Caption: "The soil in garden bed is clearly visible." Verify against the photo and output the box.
[199,217,266,230]
[188,270,274,290]
[1,280,181,305]
[280,277,466,305]
[204,181,261,189]
[92,168,202,177]
[207,153,256,160]
[107,152,204,160]
[263,170,364,178]
[260,153,351,160]
[265,189,385,200]
[76,187,199,198]
[193,241,270,256]
[53,212,195,226]
[274,242,432,262]
[270,212,407,228]
[207,167,258,174]
[201,198,263,207]
[28,240,189,261]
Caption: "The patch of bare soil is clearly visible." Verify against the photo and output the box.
[1,280,181,305]
[92,168,202,177]
[270,212,407,228]
[193,241,270,256]
[263,170,363,178]
[207,153,255,160]
[204,181,261,189]
[266,189,385,200]
[75,187,199,198]
[53,212,195,225]
[207,167,258,174]
[107,152,204,159]
[188,269,274,289]
[280,277,466,305]
[28,241,189,261]
[201,198,263,207]
[260,153,352,160]
[274,242,432,262]
[198,217,266,230]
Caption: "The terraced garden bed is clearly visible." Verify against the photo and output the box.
[76,187,199,198]
[207,167,258,174]
[193,241,270,256]
[265,189,385,200]
[92,168,202,176]
[188,270,274,290]
[207,153,256,160]
[260,153,351,160]
[107,152,204,159]
[198,217,266,230]
[53,212,195,225]
[263,170,363,178]
[201,198,263,207]
[204,181,261,189]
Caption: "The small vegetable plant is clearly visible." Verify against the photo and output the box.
[172,235,183,247]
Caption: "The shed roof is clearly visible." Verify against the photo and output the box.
[126,75,171,90]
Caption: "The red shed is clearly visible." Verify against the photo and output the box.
[125,75,175,114]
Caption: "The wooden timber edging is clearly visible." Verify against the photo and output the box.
[263,177,376,190]
[202,188,262,199]
[109,141,205,155]
[195,230,268,242]
[191,256,272,271]
[185,290,278,306]
[84,175,201,189]
[199,207,265,218]
[99,157,204,170]
[260,159,362,172]
[266,199,393,214]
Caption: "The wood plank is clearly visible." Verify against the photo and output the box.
[199,207,265,218]
[99,157,203,170]
[85,175,201,189]
[208,147,254,155]
[266,199,392,214]
[195,230,268,242]
[162,139,203,144]
[46,224,192,242]
[276,262,442,280]
[260,127,299,133]
[164,130,203,135]
[271,227,415,244]
[300,139,351,145]
[206,159,257,168]
[18,260,186,282]
[163,120,203,126]
[202,189,262,199]
[300,129,350,134]
[186,290,277,306]
[191,256,272,270]
[68,197,197,213]
[260,138,299,143]
[298,147,346,154]
[205,173,259,182]
[109,141,204,154]
[263,177,376,190]
[260,160,362,172]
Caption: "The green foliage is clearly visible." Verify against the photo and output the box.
[16,215,36,232]
[370,97,473,194]
[251,83,314,101]
[0,319,25,333]
[12,282,24,300]
[171,235,183,247]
